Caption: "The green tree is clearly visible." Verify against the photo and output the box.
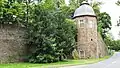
[91,1,103,15]
[26,4,76,63]
[0,0,25,24]
[69,0,85,9]
[105,39,120,51]
[97,12,112,39]
[116,0,120,6]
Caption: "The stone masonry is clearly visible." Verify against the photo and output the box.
[0,24,26,63]
[75,16,98,58]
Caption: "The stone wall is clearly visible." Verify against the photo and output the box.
[97,33,108,57]
[0,24,27,63]
[75,16,98,58]
[74,16,108,59]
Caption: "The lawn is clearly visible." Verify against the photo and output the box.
[0,56,109,68]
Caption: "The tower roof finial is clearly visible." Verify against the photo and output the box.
[73,1,96,18]
[80,1,90,6]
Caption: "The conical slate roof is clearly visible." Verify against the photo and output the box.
[73,1,96,18]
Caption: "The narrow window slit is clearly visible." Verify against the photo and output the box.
[91,39,93,41]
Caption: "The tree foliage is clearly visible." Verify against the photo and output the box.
[0,0,77,63]
[116,0,120,6]
[0,0,113,63]
[91,1,102,15]
[25,3,76,63]
[105,37,120,51]
[0,0,25,24]
[97,12,112,39]
[69,0,85,9]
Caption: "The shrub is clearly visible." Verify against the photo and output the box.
[26,5,76,63]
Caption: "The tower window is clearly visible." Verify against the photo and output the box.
[79,20,84,27]
[91,39,93,41]
[79,20,84,23]
[89,20,94,28]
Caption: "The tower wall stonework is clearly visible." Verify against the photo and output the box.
[97,33,108,57]
[75,16,98,58]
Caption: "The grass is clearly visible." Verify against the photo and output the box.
[0,56,110,68]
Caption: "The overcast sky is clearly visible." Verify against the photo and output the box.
[65,0,120,40]
[99,0,120,40]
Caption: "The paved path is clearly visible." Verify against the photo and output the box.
[61,52,120,68]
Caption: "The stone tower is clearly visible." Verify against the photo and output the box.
[73,1,98,58]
